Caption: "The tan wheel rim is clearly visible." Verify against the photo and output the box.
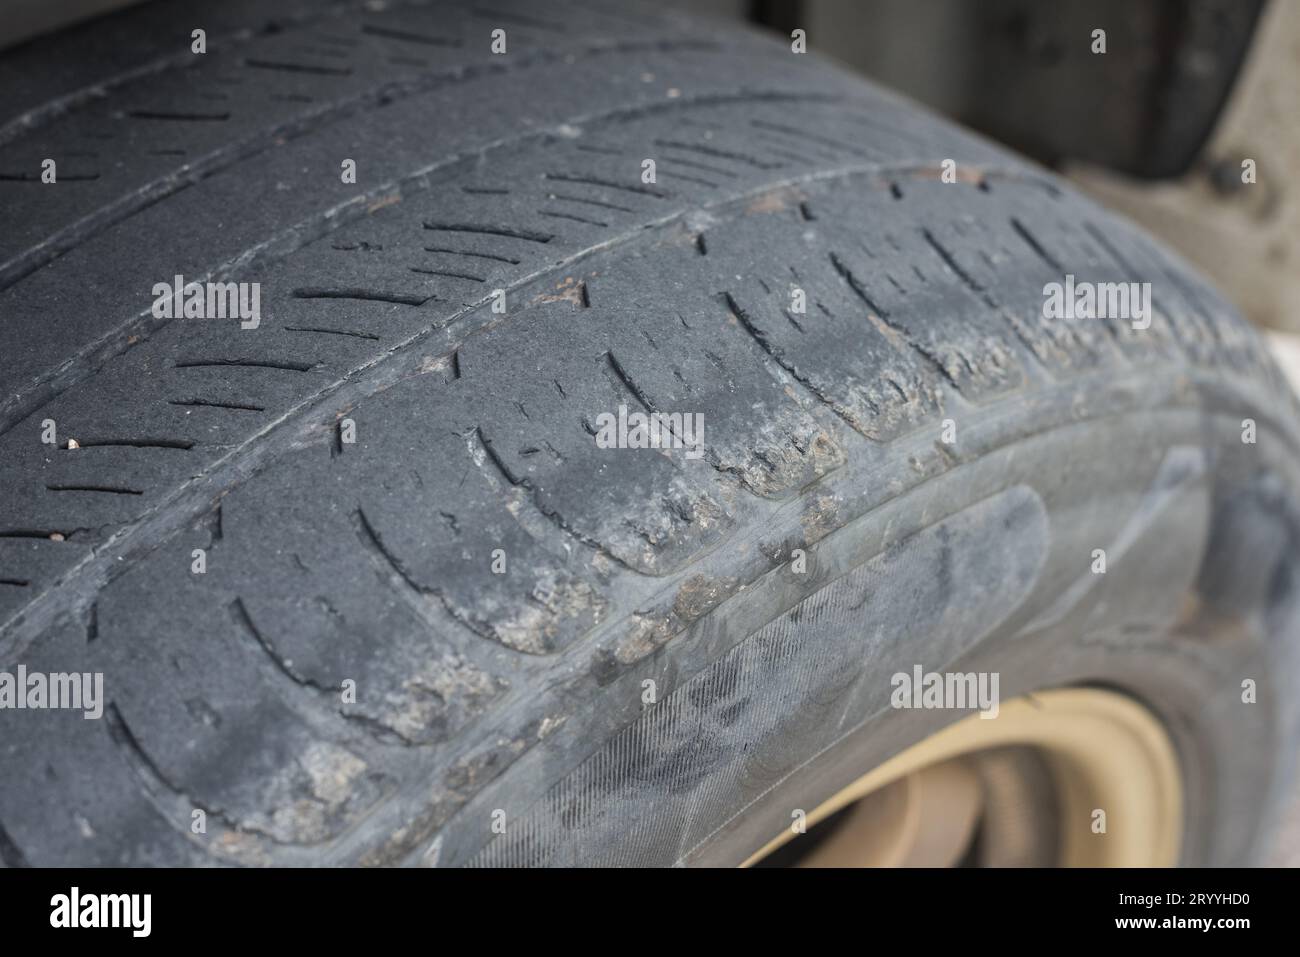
[744,688,1182,867]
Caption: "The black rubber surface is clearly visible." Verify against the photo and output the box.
[1,0,1298,867]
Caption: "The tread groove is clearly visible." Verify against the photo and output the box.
[421,222,554,244]
[45,484,143,496]
[169,398,266,412]
[0,819,32,867]
[292,287,431,307]
[174,358,316,373]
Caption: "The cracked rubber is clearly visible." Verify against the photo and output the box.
[2,0,1300,867]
